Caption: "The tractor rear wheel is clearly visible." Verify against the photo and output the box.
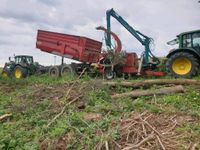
[166,52,199,78]
[49,66,60,77]
[60,65,74,77]
[14,66,28,79]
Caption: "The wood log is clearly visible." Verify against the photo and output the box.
[0,113,12,121]
[111,85,184,99]
[104,79,200,88]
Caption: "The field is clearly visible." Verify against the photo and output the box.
[0,73,200,150]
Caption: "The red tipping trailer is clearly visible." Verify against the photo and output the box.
[36,30,103,77]
[36,30,102,63]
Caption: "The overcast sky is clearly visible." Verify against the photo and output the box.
[0,0,199,66]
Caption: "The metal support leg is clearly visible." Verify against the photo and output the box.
[61,56,64,65]
[137,54,144,75]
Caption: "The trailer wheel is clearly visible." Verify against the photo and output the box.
[14,66,28,79]
[49,66,60,77]
[104,68,115,80]
[60,65,74,77]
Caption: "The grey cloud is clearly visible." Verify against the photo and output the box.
[0,11,43,24]
[36,0,60,6]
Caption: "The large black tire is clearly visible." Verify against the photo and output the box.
[13,66,28,79]
[166,52,199,78]
[49,66,60,77]
[60,65,74,77]
[104,67,115,80]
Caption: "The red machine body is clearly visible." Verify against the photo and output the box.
[122,53,165,76]
[36,30,102,63]
[122,53,138,74]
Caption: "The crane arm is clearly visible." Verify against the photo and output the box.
[106,8,155,65]
[106,8,151,47]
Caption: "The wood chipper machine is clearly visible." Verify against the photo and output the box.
[36,8,166,79]
[96,8,165,79]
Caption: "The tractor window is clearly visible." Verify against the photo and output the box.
[22,57,27,63]
[183,34,192,48]
[15,57,22,64]
[26,57,33,64]
[192,33,200,47]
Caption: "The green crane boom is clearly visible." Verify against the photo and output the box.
[106,8,157,66]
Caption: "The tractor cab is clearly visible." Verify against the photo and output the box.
[14,55,34,65]
[167,30,200,51]
[179,30,200,52]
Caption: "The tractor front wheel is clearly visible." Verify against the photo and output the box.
[14,66,28,79]
[2,70,10,78]
[166,52,199,78]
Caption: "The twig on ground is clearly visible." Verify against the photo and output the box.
[162,120,177,134]
[142,122,147,137]
[105,141,109,150]
[0,113,12,121]
[65,67,87,97]
[122,134,155,150]
[191,142,199,150]
[111,139,121,149]
[140,117,163,137]
[156,135,166,150]
[47,96,80,127]
[46,68,87,128]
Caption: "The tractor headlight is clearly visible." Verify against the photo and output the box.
[6,65,11,69]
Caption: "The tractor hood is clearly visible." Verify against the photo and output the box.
[167,38,179,45]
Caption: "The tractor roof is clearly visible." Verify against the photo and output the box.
[178,29,200,37]
[15,55,33,58]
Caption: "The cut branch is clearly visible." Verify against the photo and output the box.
[156,135,166,150]
[122,134,155,150]
[112,85,184,99]
[46,68,86,128]
[0,113,12,121]
[47,96,80,127]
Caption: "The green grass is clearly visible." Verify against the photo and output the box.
[0,74,200,149]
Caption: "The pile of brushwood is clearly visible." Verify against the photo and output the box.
[95,111,198,150]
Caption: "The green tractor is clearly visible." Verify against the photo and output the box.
[166,30,200,78]
[2,55,47,79]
